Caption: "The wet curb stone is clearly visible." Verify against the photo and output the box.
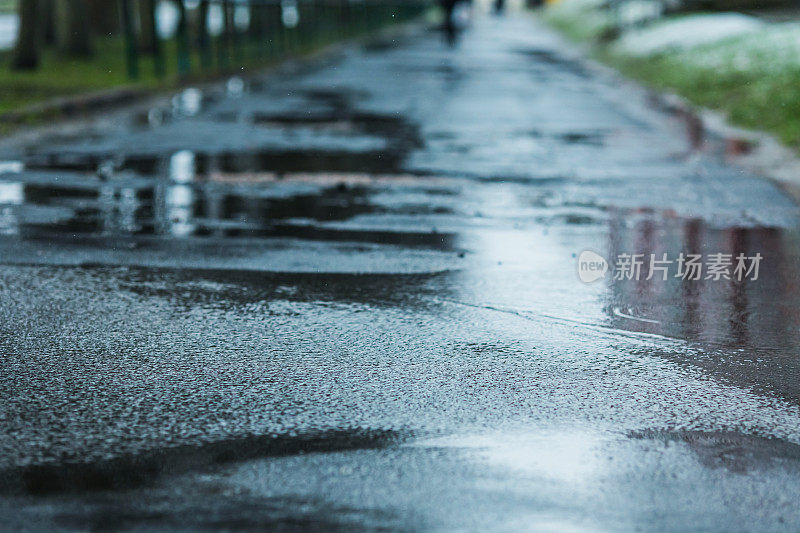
[0,88,152,126]
[644,87,800,206]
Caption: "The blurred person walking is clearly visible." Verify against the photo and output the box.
[440,0,472,46]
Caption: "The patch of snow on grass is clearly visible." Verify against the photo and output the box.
[677,23,800,74]
[618,1,664,28]
[616,13,763,56]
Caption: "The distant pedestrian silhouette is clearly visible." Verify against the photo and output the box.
[440,0,459,46]
[440,0,471,46]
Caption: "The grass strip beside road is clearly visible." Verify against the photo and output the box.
[1,37,161,117]
[0,30,370,126]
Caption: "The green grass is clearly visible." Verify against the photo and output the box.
[0,37,160,115]
[0,31,360,120]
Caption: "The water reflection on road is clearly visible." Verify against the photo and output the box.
[1,13,800,531]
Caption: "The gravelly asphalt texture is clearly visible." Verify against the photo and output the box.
[2,13,800,532]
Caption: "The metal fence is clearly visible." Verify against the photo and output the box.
[119,0,430,80]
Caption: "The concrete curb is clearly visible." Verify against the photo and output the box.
[640,86,800,205]
[0,87,154,126]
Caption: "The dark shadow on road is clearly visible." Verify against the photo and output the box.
[630,429,800,474]
[111,266,448,311]
[0,428,410,496]
[53,492,404,532]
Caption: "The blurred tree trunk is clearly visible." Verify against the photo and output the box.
[55,0,93,57]
[249,1,268,40]
[39,0,56,46]
[138,0,156,53]
[223,0,233,45]
[86,0,120,36]
[196,0,210,44]
[11,0,39,70]
[196,0,211,67]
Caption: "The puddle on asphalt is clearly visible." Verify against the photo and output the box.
[0,81,436,245]
[413,430,605,484]
[21,85,421,178]
[23,140,407,177]
[415,427,800,484]
[601,213,800,403]
[249,112,421,149]
[0,167,456,247]
[604,217,796,347]
[3,82,436,246]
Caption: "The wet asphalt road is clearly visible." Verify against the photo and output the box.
[2,13,800,532]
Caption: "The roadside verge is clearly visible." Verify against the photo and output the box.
[539,1,800,203]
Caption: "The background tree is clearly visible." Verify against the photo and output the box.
[11,0,40,70]
[138,0,157,53]
[196,0,212,67]
[55,0,93,57]
[39,0,56,46]
[87,0,120,37]
[250,1,268,42]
